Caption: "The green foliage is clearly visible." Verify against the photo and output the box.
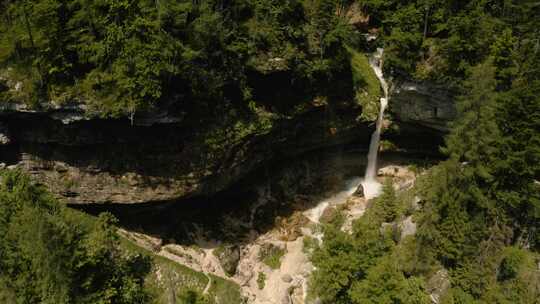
[0,170,150,303]
[414,55,540,301]
[374,178,400,222]
[0,0,354,119]
[302,235,318,254]
[257,272,266,290]
[0,2,538,304]
[119,236,244,304]
[178,290,209,304]
[498,247,526,281]
[416,160,485,266]
[309,183,407,304]
[349,257,430,304]
[310,47,539,301]
[361,0,540,85]
[347,47,381,121]
[259,243,285,269]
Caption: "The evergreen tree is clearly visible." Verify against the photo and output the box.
[349,257,430,304]
[0,170,151,303]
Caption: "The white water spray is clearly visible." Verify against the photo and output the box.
[362,48,389,199]
[305,177,362,224]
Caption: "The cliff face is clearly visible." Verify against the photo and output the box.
[384,79,457,154]
[0,76,457,205]
[0,101,372,204]
[390,80,456,132]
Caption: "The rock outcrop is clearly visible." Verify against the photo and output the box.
[0,99,373,204]
[390,80,456,132]
[213,245,241,277]
[0,74,456,205]
[0,122,10,145]
[427,269,451,304]
[385,79,457,154]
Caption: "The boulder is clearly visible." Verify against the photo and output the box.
[354,184,365,197]
[281,274,293,283]
[319,207,337,224]
[0,123,11,145]
[398,216,417,239]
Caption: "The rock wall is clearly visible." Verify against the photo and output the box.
[0,75,457,205]
[384,79,457,154]
[0,102,372,204]
[390,79,456,132]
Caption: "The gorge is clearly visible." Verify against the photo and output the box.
[0,48,455,303]
[0,48,451,304]
[69,49,425,304]
[1,1,538,304]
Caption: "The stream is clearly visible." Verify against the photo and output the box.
[74,150,430,303]
[72,50,417,304]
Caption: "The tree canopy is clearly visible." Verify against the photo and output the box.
[0,0,356,119]
[0,170,151,303]
[310,2,539,302]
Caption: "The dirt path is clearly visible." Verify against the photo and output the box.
[203,273,212,295]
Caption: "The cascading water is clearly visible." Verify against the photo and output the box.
[361,48,389,199]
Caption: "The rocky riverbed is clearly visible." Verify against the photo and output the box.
[88,152,424,303]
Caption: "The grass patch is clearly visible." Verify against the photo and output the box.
[119,236,243,304]
[303,236,319,255]
[207,274,244,303]
[164,246,195,263]
[259,244,286,270]
[347,47,381,121]
[212,245,226,258]
[257,272,266,290]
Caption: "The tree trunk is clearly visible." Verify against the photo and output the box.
[423,5,430,41]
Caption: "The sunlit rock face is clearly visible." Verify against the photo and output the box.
[385,79,457,155]
[390,80,456,132]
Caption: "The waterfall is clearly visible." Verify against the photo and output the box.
[361,48,389,199]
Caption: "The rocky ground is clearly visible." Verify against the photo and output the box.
[118,159,419,304]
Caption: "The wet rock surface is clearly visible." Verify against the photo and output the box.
[354,183,365,197]
[0,123,10,145]
[85,151,426,303]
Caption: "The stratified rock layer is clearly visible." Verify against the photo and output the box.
[0,76,456,204]
[0,102,372,204]
[385,79,457,154]
[390,79,456,132]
